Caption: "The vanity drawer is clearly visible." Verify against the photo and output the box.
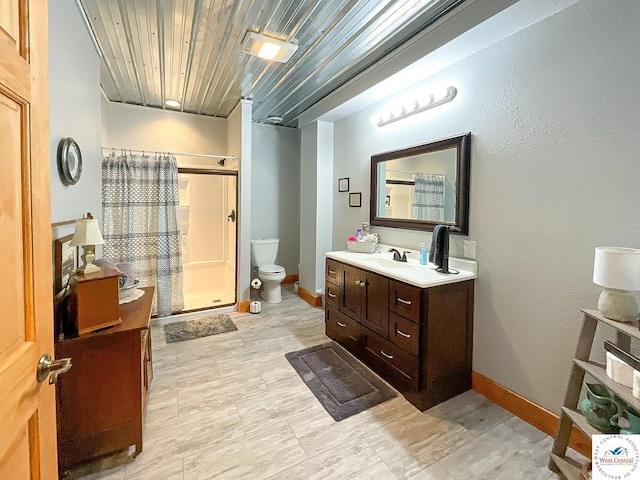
[326,259,340,285]
[389,312,420,356]
[325,282,340,309]
[363,328,419,391]
[325,306,361,352]
[389,281,421,323]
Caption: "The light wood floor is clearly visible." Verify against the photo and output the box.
[68,285,581,479]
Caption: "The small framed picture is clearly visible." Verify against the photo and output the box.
[338,177,350,192]
[349,192,362,207]
[54,234,77,295]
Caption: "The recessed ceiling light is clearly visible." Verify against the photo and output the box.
[242,32,297,63]
[165,99,181,108]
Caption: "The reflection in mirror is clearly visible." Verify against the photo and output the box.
[370,133,470,234]
[378,148,457,222]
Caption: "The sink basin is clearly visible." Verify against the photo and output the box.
[326,248,477,288]
[360,257,413,269]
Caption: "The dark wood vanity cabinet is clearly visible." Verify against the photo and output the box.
[325,258,474,411]
[340,263,389,336]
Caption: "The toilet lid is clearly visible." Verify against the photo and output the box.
[259,264,284,274]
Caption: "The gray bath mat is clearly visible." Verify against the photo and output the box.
[164,314,237,343]
[285,342,396,421]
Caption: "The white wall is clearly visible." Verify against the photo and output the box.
[332,0,640,412]
[102,101,227,164]
[227,100,253,302]
[299,121,334,295]
[49,2,101,228]
[251,124,301,274]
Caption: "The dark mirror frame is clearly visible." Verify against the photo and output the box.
[370,132,471,235]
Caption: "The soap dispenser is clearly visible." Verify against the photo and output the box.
[419,243,428,265]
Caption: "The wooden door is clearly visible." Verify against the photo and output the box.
[0,1,57,478]
[361,271,389,337]
[340,264,363,320]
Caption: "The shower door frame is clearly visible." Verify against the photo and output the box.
[177,167,239,312]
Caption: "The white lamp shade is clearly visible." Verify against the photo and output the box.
[593,247,640,290]
[70,218,105,246]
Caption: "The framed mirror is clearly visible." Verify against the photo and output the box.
[370,133,470,234]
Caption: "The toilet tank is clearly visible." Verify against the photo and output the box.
[250,238,279,266]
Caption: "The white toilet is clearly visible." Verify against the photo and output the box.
[251,239,286,304]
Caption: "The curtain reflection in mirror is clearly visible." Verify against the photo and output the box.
[412,173,445,221]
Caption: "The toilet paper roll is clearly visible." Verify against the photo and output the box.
[250,301,262,314]
[606,351,634,388]
[251,278,262,289]
[634,369,640,400]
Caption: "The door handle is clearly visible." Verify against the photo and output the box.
[228,209,236,222]
[328,292,337,298]
[396,329,411,338]
[397,297,412,305]
[37,353,72,384]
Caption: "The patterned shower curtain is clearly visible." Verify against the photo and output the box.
[102,152,184,316]
[412,173,445,221]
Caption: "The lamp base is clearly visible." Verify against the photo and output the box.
[598,288,639,322]
[79,263,101,274]
[78,245,101,274]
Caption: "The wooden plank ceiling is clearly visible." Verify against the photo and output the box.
[79,0,465,126]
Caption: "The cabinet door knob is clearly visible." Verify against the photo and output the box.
[337,321,346,327]
[380,350,394,360]
[397,297,412,305]
[37,353,72,384]
[396,329,411,338]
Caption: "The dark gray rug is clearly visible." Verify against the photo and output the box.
[164,315,237,343]
[285,342,396,421]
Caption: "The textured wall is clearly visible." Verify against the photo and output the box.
[102,101,227,159]
[49,2,101,227]
[332,0,640,412]
[251,124,301,274]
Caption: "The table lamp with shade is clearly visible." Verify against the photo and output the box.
[70,213,105,274]
[593,247,640,322]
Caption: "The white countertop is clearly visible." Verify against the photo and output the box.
[325,247,477,288]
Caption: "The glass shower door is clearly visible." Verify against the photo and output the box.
[178,170,237,311]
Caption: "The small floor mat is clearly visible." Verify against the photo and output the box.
[285,342,396,421]
[164,314,237,343]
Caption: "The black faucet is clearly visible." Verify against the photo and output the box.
[388,248,409,262]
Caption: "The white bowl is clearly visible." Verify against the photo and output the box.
[119,279,140,300]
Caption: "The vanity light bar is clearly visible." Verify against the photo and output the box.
[374,86,457,127]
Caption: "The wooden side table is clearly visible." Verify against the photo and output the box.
[55,286,155,474]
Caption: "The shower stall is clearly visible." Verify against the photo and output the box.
[178,168,237,311]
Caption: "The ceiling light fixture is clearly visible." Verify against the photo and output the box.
[165,99,181,108]
[242,32,298,63]
[372,86,458,127]
[266,116,284,125]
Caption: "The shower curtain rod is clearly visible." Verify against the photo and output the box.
[387,169,444,176]
[101,146,235,160]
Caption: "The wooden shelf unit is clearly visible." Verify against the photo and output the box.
[549,309,640,479]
